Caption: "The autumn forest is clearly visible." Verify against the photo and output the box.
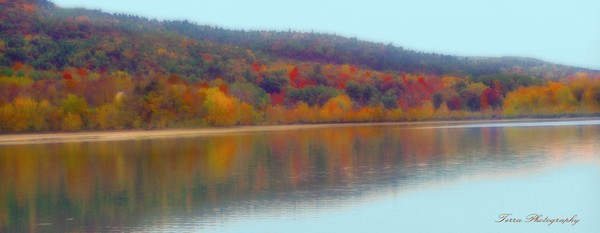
[1,0,600,132]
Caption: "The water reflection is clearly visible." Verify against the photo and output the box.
[0,121,599,232]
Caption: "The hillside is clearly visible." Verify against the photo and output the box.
[0,0,599,132]
[2,0,594,78]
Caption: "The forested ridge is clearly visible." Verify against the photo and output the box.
[1,0,599,132]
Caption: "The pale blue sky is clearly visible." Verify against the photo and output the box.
[52,0,600,70]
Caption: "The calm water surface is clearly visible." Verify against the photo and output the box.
[1,120,599,232]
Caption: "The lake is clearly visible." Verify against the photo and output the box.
[1,120,599,232]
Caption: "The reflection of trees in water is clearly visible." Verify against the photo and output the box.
[0,124,597,231]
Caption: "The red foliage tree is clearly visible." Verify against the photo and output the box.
[251,62,264,72]
[270,92,285,106]
[218,83,229,95]
[63,71,73,80]
[481,88,501,110]
[12,62,24,71]
[446,96,463,111]
[76,68,88,77]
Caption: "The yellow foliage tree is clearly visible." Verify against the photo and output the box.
[0,103,15,131]
[0,97,50,132]
[95,104,121,130]
[384,108,405,121]
[62,112,83,131]
[407,100,435,121]
[503,81,580,117]
[11,97,38,132]
[319,94,352,122]
[265,105,285,124]
[288,101,317,123]
[203,87,240,126]
[239,102,256,125]
[33,100,52,131]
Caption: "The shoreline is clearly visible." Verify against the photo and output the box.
[1,117,599,145]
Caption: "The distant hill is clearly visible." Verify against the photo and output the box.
[1,0,595,79]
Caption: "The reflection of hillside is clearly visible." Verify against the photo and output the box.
[0,123,598,232]
[504,126,599,161]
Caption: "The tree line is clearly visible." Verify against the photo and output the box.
[1,62,599,132]
[1,0,599,132]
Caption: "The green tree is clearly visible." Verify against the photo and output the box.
[286,85,339,107]
[433,92,443,110]
[60,94,88,129]
[61,94,88,115]
[308,64,327,85]
[230,81,270,109]
[382,89,398,109]
[259,71,288,94]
